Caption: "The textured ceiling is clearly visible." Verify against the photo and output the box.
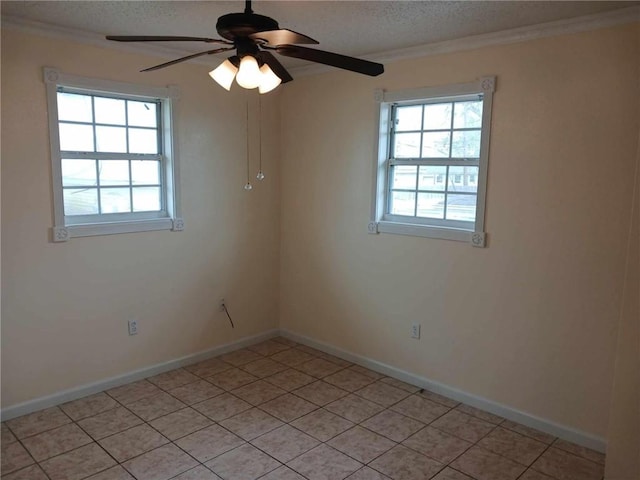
[2,1,637,70]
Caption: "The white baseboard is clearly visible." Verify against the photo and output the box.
[281,328,607,453]
[0,329,278,421]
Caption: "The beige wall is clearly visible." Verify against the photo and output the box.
[1,30,281,407]
[279,23,639,438]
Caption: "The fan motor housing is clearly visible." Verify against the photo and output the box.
[216,13,279,40]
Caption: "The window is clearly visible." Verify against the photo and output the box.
[44,68,182,241]
[370,77,495,246]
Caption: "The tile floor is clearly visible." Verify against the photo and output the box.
[1,337,606,480]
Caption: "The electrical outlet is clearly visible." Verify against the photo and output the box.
[128,320,138,336]
[411,323,421,339]
[219,298,225,312]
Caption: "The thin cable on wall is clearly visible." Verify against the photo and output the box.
[244,100,252,191]
[221,302,235,329]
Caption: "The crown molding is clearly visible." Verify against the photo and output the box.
[2,5,639,77]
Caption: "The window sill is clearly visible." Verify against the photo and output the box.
[52,217,183,242]
[375,220,479,244]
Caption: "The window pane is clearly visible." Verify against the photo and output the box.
[128,101,157,127]
[393,132,420,158]
[389,191,415,216]
[62,159,97,187]
[59,123,94,151]
[423,103,451,130]
[391,165,417,190]
[100,188,131,213]
[96,126,127,153]
[132,187,161,212]
[57,92,92,122]
[451,130,481,158]
[131,160,160,185]
[453,100,483,129]
[447,166,479,193]
[418,165,446,191]
[446,194,476,222]
[94,97,126,125]
[422,131,450,158]
[99,160,130,186]
[128,128,158,154]
[417,192,445,219]
[395,106,422,131]
[63,188,99,215]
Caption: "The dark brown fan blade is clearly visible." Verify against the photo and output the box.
[107,35,231,45]
[249,29,318,46]
[141,47,234,72]
[259,51,293,83]
[275,45,383,76]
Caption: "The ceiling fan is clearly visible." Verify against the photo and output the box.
[106,0,384,93]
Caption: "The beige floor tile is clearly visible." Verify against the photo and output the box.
[260,393,318,422]
[122,444,198,480]
[418,389,460,408]
[296,358,345,378]
[328,426,396,463]
[403,425,472,464]
[192,392,252,421]
[147,368,199,390]
[232,379,286,405]
[431,466,475,480]
[6,407,71,439]
[290,408,355,442]
[362,410,425,442]
[1,423,17,444]
[126,391,186,421]
[325,393,385,423]
[295,345,327,357]
[98,424,168,463]
[319,353,352,368]
[324,368,377,392]
[552,438,606,465]
[500,420,556,445]
[149,407,213,440]
[60,393,117,421]
[77,407,143,440]
[271,348,317,367]
[260,465,307,479]
[40,443,116,480]
[252,424,319,462]
[207,367,259,390]
[294,381,349,406]
[172,465,222,479]
[369,445,444,480]
[1,441,35,475]
[391,394,450,424]
[1,464,49,480]
[346,466,392,479]
[287,444,362,480]
[168,379,223,405]
[519,469,555,480]
[431,410,495,443]
[219,348,263,366]
[85,465,136,479]
[455,404,504,425]
[175,424,244,462]
[380,377,422,393]
[106,380,162,405]
[241,358,289,378]
[355,381,410,407]
[219,407,283,440]
[345,365,386,380]
[22,423,92,461]
[247,339,292,356]
[478,426,547,466]
[264,369,315,391]
[272,336,298,347]
[451,445,527,480]
[206,443,281,479]
[530,447,604,480]
[184,357,232,378]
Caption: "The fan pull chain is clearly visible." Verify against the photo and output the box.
[244,100,252,191]
[257,96,265,181]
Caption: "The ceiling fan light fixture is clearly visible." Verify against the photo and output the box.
[209,58,238,91]
[258,63,282,94]
[236,55,261,89]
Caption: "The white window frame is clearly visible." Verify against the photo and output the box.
[44,67,183,242]
[370,77,495,246]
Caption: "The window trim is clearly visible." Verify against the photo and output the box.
[44,67,183,242]
[370,77,495,246]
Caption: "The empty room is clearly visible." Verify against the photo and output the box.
[1,1,638,479]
